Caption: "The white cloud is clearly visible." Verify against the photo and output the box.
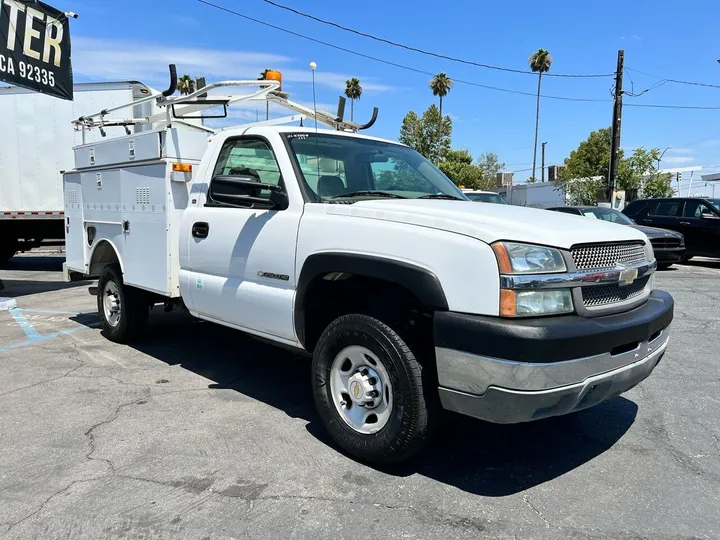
[71,37,393,93]
[668,148,694,155]
[701,138,720,148]
[620,35,642,41]
[663,156,694,164]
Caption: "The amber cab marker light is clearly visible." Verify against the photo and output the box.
[499,289,517,317]
[492,242,513,274]
[172,163,192,173]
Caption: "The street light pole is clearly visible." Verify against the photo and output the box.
[657,146,671,171]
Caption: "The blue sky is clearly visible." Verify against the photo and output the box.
[58,0,720,194]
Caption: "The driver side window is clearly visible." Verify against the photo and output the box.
[211,138,282,203]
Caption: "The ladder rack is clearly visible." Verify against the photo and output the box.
[73,64,378,137]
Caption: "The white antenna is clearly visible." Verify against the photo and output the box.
[310,62,318,130]
[310,61,322,195]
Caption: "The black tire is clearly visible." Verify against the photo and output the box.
[0,241,17,266]
[311,314,438,466]
[97,264,149,343]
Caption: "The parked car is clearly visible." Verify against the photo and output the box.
[547,206,685,269]
[622,198,720,261]
[461,189,507,204]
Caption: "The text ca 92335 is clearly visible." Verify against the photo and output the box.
[0,53,55,87]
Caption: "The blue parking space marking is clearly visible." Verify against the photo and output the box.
[0,308,96,353]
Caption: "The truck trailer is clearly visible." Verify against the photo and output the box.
[0,81,160,263]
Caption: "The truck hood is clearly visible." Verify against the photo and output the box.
[326,200,648,248]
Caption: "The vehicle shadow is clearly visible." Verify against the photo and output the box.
[1,255,66,272]
[683,259,720,270]
[0,278,90,297]
[72,309,638,497]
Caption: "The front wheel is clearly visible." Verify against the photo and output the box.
[97,264,149,343]
[311,314,438,466]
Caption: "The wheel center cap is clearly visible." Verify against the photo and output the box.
[346,367,383,408]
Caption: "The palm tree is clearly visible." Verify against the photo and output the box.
[258,69,271,120]
[529,49,552,183]
[429,73,453,118]
[178,74,195,96]
[344,78,362,122]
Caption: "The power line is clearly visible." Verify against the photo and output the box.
[196,0,605,102]
[626,68,720,90]
[254,0,613,79]
[625,103,720,110]
[198,1,720,111]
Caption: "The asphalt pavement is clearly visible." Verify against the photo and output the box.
[0,252,718,539]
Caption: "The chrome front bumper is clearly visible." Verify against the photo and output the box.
[436,328,669,424]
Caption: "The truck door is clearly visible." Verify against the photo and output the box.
[180,135,302,344]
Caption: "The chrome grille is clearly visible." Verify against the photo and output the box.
[571,242,646,270]
[581,276,650,307]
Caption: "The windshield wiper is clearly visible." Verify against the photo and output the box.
[331,190,407,199]
[418,193,463,200]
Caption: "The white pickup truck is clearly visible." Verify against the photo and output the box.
[63,70,674,465]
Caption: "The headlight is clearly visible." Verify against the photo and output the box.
[500,289,574,317]
[492,242,566,274]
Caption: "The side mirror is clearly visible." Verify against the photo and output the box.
[208,175,286,209]
[701,210,719,220]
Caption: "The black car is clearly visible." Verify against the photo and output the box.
[622,197,720,261]
[547,206,686,269]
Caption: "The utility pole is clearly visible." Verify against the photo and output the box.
[541,142,547,182]
[607,50,624,203]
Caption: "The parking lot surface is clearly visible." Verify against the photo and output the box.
[1,253,718,539]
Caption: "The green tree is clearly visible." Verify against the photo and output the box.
[558,127,674,203]
[429,72,453,118]
[476,152,505,186]
[620,147,675,198]
[643,172,674,198]
[399,104,452,163]
[178,74,195,96]
[529,49,552,184]
[438,149,501,190]
[344,78,362,122]
[557,127,615,205]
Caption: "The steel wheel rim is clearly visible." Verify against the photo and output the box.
[103,281,121,327]
[329,345,393,435]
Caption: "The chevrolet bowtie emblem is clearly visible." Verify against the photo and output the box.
[617,264,638,286]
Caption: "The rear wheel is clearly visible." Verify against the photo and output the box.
[97,264,149,343]
[0,240,18,265]
[311,314,438,466]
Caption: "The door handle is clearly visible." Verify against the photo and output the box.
[192,222,209,238]
[679,221,690,226]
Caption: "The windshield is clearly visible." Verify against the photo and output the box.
[465,192,507,204]
[708,199,720,211]
[581,207,634,225]
[284,133,467,201]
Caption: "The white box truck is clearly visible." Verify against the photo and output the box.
[62,69,674,465]
[0,80,163,263]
